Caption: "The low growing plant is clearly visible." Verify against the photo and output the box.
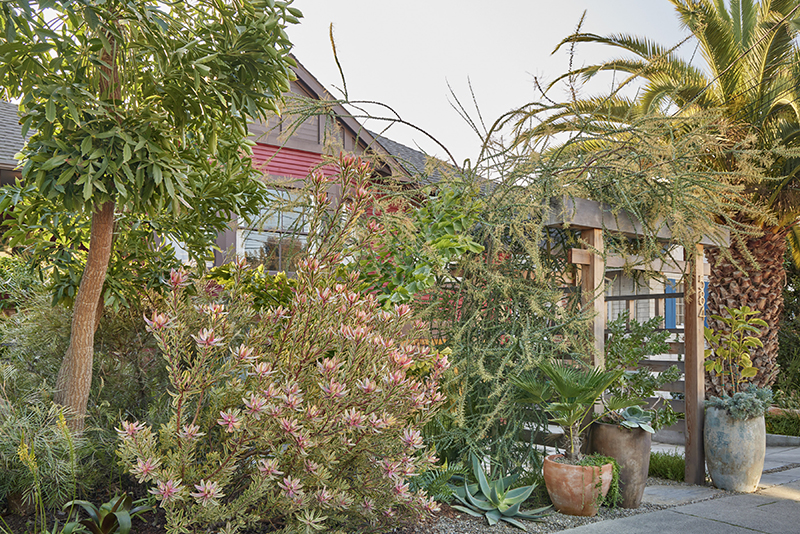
[62,493,151,534]
[450,453,550,530]
[648,450,685,482]
[706,386,773,420]
[0,365,91,517]
[574,454,621,509]
[117,155,448,534]
[765,411,800,437]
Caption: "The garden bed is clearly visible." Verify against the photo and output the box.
[1,479,724,534]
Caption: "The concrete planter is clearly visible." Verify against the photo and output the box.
[542,454,612,516]
[704,406,765,492]
[589,422,651,508]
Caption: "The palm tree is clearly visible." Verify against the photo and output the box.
[532,0,800,394]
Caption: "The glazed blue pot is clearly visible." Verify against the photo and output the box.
[704,406,765,492]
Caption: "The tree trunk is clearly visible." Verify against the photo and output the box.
[54,201,115,431]
[705,229,786,397]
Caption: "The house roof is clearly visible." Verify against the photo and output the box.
[368,131,451,186]
[0,101,26,170]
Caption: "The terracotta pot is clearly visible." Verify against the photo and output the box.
[589,422,651,508]
[705,406,765,492]
[542,454,612,516]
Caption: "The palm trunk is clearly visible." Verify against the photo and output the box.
[705,229,786,397]
[54,201,115,430]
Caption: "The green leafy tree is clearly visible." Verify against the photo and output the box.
[528,0,800,393]
[0,0,300,429]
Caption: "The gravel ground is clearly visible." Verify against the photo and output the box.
[391,477,735,534]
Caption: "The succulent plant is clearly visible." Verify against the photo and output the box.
[450,453,550,530]
[62,493,151,534]
[618,406,655,433]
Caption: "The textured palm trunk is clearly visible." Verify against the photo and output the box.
[54,201,115,430]
[705,229,786,396]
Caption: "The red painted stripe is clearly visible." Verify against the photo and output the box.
[251,144,337,179]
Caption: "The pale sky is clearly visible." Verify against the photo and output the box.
[289,1,694,165]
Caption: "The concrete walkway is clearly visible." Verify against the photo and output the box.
[559,442,800,533]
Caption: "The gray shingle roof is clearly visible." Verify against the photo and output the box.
[0,101,27,170]
[368,131,452,186]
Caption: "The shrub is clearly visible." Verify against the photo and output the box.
[648,451,685,482]
[765,412,800,437]
[0,364,92,512]
[117,155,448,534]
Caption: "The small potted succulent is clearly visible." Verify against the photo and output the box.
[514,361,635,516]
[704,305,773,492]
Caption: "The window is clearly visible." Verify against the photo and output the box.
[237,190,310,272]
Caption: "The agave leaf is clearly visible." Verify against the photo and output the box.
[516,504,552,518]
[503,484,535,505]
[499,500,521,516]
[64,500,101,526]
[485,509,501,526]
[500,516,530,530]
[489,483,500,505]
[451,505,484,518]
[472,454,492,499]
[463,481,495,511]
[114,511,133,534]
[499,472,519,492]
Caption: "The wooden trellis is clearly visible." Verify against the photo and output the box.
[546,197,729,485]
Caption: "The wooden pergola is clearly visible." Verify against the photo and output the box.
[546,197,730,485]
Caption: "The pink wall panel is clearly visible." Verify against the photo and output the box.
[251,143,337,180]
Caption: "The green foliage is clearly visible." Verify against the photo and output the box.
[705,306,768,395]
[706,386,773,421]
[116,156,448,534]
[605,311,681,430]
[408,461,466,504]
[648,451,685,482]
[450,453,550,530]
[63,494,151,534]
[576,454,621,509]
[354,184,484,307]
[513,361,638,462]
[209,264,295,311]
[0,370,92,514]
[765,411,800,437]
[0,254,35,310]
[605,312,671,369]
[778,252,800,397]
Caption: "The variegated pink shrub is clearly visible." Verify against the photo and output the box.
[117,155,448,534]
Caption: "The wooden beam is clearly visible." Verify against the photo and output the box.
[547,196,730,247]
[684,244,706,485]
[581,229,605,368]
[569,248,711,275]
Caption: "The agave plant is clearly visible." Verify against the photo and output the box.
[450,453,550,530]
[62,493,151,534]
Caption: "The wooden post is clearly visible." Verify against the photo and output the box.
[684,244,706,485]
[581,229,605,368]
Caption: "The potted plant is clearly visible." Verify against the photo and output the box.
[704,305,773,492]
[590,406,654,508]
[589,312,681,508]
[514,361,635,516]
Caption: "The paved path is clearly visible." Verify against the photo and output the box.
[559,443,800,533]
